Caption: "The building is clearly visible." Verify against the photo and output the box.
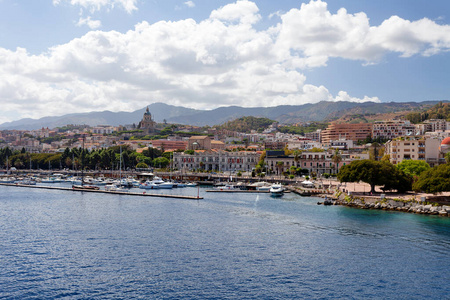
[91,125,116,135]
[173,150,260,172]
[385,136,443,166]
[372,120,416,141]
[329,139,354,150]
[138,107,156,135]
[423,119,450,132]
[321,123,372,145]
[151,140,188,151]
[304,129,321,142]
[264,150,353,176]
[188,136,212,150]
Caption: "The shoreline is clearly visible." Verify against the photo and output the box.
[313,190,450,217]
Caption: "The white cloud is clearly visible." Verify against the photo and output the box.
[0,0,448,123]
[274,0,450,67]
[184,1,195,8]
[210,0,261,25]
[76,16,102,29]
[54,0,138,13]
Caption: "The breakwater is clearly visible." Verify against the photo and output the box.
[326,191,450,217]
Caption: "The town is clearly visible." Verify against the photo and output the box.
[1,103,450,194]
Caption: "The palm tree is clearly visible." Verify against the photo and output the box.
[332,150,342,175]
[293,150,301,168]
[276,161,284,179]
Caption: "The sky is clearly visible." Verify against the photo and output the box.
[0,0,449,124]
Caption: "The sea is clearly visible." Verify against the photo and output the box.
[0,184,449,299]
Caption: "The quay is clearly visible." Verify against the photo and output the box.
[0,183,203,200]
[206,189,269,193]
[206,189,291,193]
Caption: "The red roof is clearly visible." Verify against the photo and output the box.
[441,137,450,145]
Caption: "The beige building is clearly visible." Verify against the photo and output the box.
[173,150,260,172]
[188,136,212,150]
[385,136,443,166]
[321,123,372,145]
[372,120,416,140]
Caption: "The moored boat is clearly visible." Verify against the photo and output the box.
[269,183,284,197]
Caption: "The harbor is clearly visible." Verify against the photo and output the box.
[0,182,203,200]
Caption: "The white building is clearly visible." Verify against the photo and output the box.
[173,150,260,172]
[385,136,443,166]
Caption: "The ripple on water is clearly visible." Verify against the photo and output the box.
[0,186,449,299]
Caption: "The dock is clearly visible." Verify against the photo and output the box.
[206,189,269,193]
[206,189,291,193]
[0,183,203,200]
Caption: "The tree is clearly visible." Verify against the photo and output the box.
[153,157,170,169]
[369,142,383,161]
[413,164,450,194]
[338,160,412,193]
[446,152,450,164]
[396,160,430,177]
[136,162,149,169]
[276,161,284,178]
[293,150,301,167]
[332,150,342,173]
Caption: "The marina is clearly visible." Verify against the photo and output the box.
[0,182,202,200]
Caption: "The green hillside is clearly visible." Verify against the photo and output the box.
[216,116,275,133]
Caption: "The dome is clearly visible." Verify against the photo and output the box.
[441,137,450,145]
[440,137,450,154]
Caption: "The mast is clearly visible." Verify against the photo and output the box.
[81,135,85,187]
[119,145,122,181]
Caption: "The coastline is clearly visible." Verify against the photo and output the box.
[314,190,450,217]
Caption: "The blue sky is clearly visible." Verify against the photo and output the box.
[0,0,449,124]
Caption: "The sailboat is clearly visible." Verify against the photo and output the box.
[105,146,128,191]
[72,135,99,191]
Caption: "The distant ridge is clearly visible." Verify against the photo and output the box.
[0,101,445,130]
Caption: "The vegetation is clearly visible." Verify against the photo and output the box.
[406,101,450,123]
[413,164,450,194]
[396,160,430,177]
[0,145,170,171]
[338,160,412,193]
[278,122,328,135]
[216,116,275,133]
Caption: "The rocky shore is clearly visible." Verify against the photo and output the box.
[319,191,450,217]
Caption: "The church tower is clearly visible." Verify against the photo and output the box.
[138,106,156,135]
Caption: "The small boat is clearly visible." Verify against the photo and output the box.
[186,182,198,187]
[72,184,100,190]
[139,180,159,189]
[269,183,284,197]
[105,184,127,192]
[16,179,37,185]
[41,177,65,183]
[214,183,238,190]
[0,177,16,183]
[248,181,272,191]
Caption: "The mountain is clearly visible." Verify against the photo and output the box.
[0,103,200,130]
[0,100,446,130]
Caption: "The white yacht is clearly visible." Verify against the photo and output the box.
[269,183,284,197]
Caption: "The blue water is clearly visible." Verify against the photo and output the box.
[0,185,449,299]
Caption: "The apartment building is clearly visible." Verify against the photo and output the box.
[372,120,416,140]
[264,150,353,176]
[385,136,442,166]
[321,123,372,145]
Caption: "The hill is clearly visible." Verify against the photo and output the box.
[215,116,275,133]
[0,100,447,130]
